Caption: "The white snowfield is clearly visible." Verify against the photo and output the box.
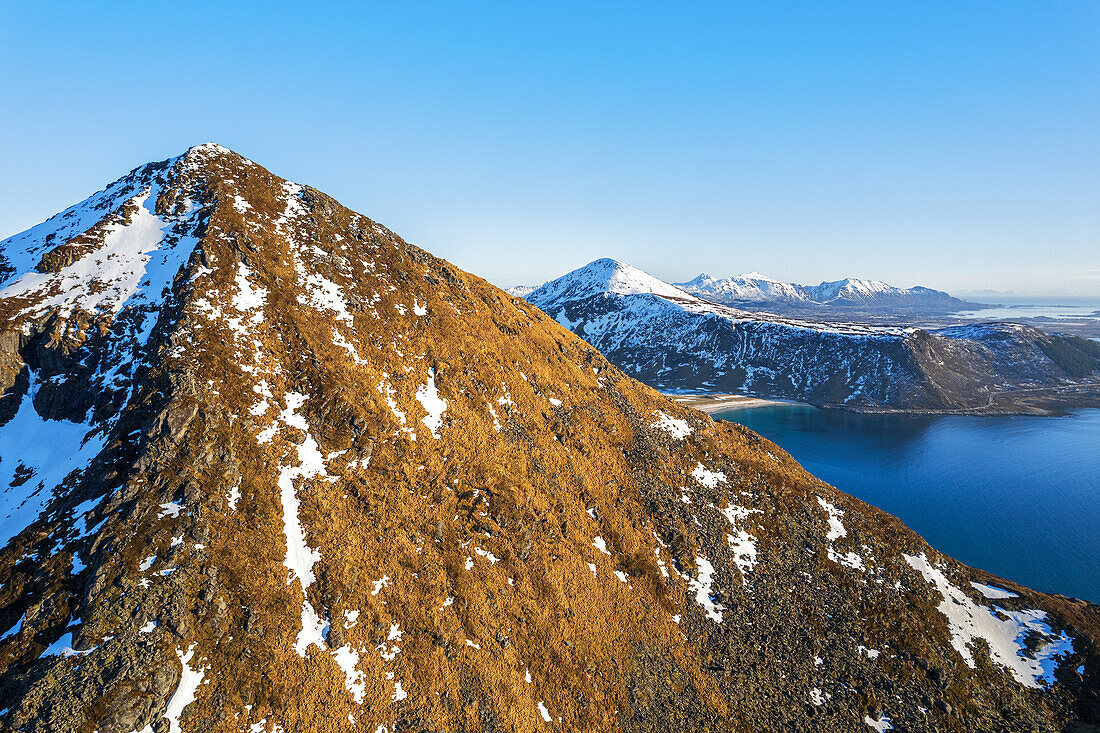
[0,187,196,320]
[0,153,209,551]
[691,463,727,489]
[0,372,106,547]
[687,555,725,622]
[904,553,1074,688]
[415,368,447,439]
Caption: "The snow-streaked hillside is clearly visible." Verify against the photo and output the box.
[526,259,1100,411]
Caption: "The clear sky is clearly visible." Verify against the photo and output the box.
[2,2,1098,296]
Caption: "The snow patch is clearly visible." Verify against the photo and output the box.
[332,644,367,703]
[687,556,724,622]
[904,553,1074,688]
[164,645,205,733]
[0,371,106,547]
[415,369,447,438]
[863,714,893,731]
[294,600,329,656]
[691,463,726,488]
[971,581,1018,600]
[721,504,759,584]
[653,411,692,439]
[816,496,846,541]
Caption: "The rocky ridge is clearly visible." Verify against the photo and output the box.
[0,147,1097,732]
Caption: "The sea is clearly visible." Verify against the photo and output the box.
[714,404,1100,603]
[951,296,1100,322]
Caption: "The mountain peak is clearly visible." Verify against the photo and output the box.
[529,258,692,304]
[186,141,232,154]
[179,143,267,179]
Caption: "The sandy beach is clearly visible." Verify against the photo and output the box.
[665,393,803,414]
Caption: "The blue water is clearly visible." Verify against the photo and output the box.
[951,296,1100,321]
[714,405,1100,603]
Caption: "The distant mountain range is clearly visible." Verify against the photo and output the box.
[511,269,979,313]
[675,272,978,312]
[519,258,1100,413]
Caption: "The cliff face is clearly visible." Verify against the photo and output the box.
[0,146,1097,733]
[524,259,1100,413]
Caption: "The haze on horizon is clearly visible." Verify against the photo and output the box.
[1,2,1098,297]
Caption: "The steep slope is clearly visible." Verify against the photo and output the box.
[0,147,1098,733]
[675,272,976,313]
[526,259,1100,413]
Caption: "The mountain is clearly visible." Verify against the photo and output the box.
[504,285,537,298]
[675,272,976,313]
[525,259,1100,413]
[676,272,808,305]
[0,148,1097,732]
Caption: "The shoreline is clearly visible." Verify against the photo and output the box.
[665,393,804,414]
[664,391,1100,418]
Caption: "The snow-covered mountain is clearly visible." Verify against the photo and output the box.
[525,259,1100,411]
[675,272,809,304]
[504,284,537,298]
[675,272,975,312]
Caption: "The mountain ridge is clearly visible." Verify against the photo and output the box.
[509,266,979,313]
[523,259,1100,414]
[676,271,976,311]
[0,147,1097,732]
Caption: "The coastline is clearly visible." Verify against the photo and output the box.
[666,393,805,414]
[664,390,1100,417]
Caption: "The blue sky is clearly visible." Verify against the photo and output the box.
[2,2,1098,295]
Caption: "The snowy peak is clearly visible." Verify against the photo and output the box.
[0,160,202,324]
[504,284,537,297]
[806,277,901,303]
[528,257,694,304]
[676,272,808,304]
